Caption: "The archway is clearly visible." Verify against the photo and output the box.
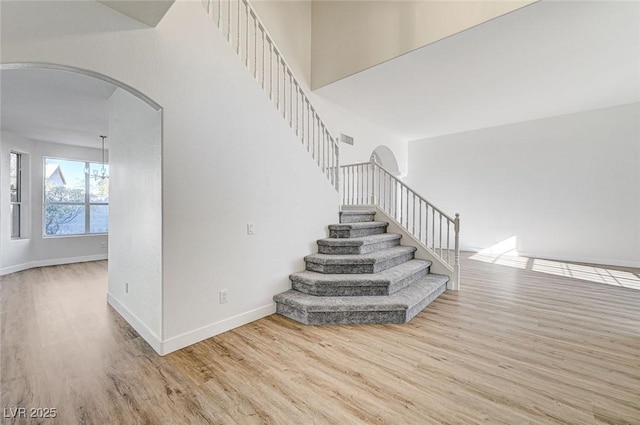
[370,145,400,176]
[1,63,161,110]
[0,62,163,351]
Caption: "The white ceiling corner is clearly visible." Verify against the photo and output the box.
[315,0,640,142]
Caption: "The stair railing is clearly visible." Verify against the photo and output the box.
[201,0,340,191]
[341,162,460,289]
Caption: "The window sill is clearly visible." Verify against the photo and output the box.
[42,233,108,239]
[10,237,30,242]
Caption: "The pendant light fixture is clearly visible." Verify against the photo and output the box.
[92,135,109,181]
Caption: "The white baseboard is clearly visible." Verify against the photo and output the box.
[107,293,163,354]
[0,254,108,276]
[160,303,276,355]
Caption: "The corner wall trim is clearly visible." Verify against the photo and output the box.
[107,293,163,354]
[0,254,108,276]
[160,303,276,355]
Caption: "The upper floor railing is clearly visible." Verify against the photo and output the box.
[341,162,460,289]
[201,0,340,190]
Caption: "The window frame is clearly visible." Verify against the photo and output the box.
[10,151,22,239]
[43,156,109,237]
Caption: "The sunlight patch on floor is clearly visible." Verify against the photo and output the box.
[531,259,640,290]
[469,237,640,290]
[469,236,529,269]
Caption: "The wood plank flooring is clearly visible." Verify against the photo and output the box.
[1,255,639,424]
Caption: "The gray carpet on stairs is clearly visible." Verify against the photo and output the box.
[273,208,448,325]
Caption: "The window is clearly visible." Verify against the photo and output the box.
[10,152,22,238]
[44,157,109,236]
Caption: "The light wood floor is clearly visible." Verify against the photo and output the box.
[1,254,639,425]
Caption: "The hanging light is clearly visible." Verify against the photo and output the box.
[92,135,109,181]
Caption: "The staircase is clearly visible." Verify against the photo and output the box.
[199,1,461,311]
[274,209,448,325]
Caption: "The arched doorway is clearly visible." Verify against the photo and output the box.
[0,62,163,351]
[1,63,160,110]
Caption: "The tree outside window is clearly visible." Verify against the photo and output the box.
[44,157,109,236]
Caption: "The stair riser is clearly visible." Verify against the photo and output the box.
[388,265,430,294]
[339,213,376,223]
[405,283,446,321]
[317,239,400,255]
[292,281,390,296]
[330,226,387,238]
[276,303,406,325]
[305,252,414,274]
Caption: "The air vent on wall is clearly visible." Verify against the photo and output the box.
[340,133,354,145]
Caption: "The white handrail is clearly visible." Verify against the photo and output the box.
[341,162,460,289]
[201,0,340,191]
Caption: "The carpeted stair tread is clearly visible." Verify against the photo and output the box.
[290,259,431,296]
[291,259,430,287]
[317,233,402,255]
[329,221,388,238]
[317,233,401,248]
[305,246,416,274]
[328,221,388,231]
[305,246,415,265]
[274,274,448,324]
[340,209,377,216]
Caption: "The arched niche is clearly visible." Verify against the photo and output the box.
[370,145,400,176]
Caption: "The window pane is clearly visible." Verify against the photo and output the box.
[10,152,19,203]
[45,205,85,236]
[90,205,109,233]
[44,158,85,203]
[89,163,109,202]
[11,204,20,238]
[43,157,109,236]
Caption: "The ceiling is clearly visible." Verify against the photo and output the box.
[0,0,149,42]
[0,1,174,44]
[1,68,117,148]
[0,0,172,149]
[97,0,175,27]
[315,0,640,141]
[2,1,637,149]
[0,0,174,148]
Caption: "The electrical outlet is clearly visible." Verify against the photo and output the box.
[247,223,255,235]
[220,289,228,304]
[101,241,107,249]
[125,282,129,294]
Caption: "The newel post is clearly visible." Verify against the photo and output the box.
[453,213,461,290]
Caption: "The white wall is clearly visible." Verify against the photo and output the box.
[252,0,408,174]
[1,0,339,354]
[310,95,408,174]
[107,88,162,348]
[311,0,534,89]
[0,131,108,275]
[251,0,311,87]
[158,3,339,351]
[406,103,640,267]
